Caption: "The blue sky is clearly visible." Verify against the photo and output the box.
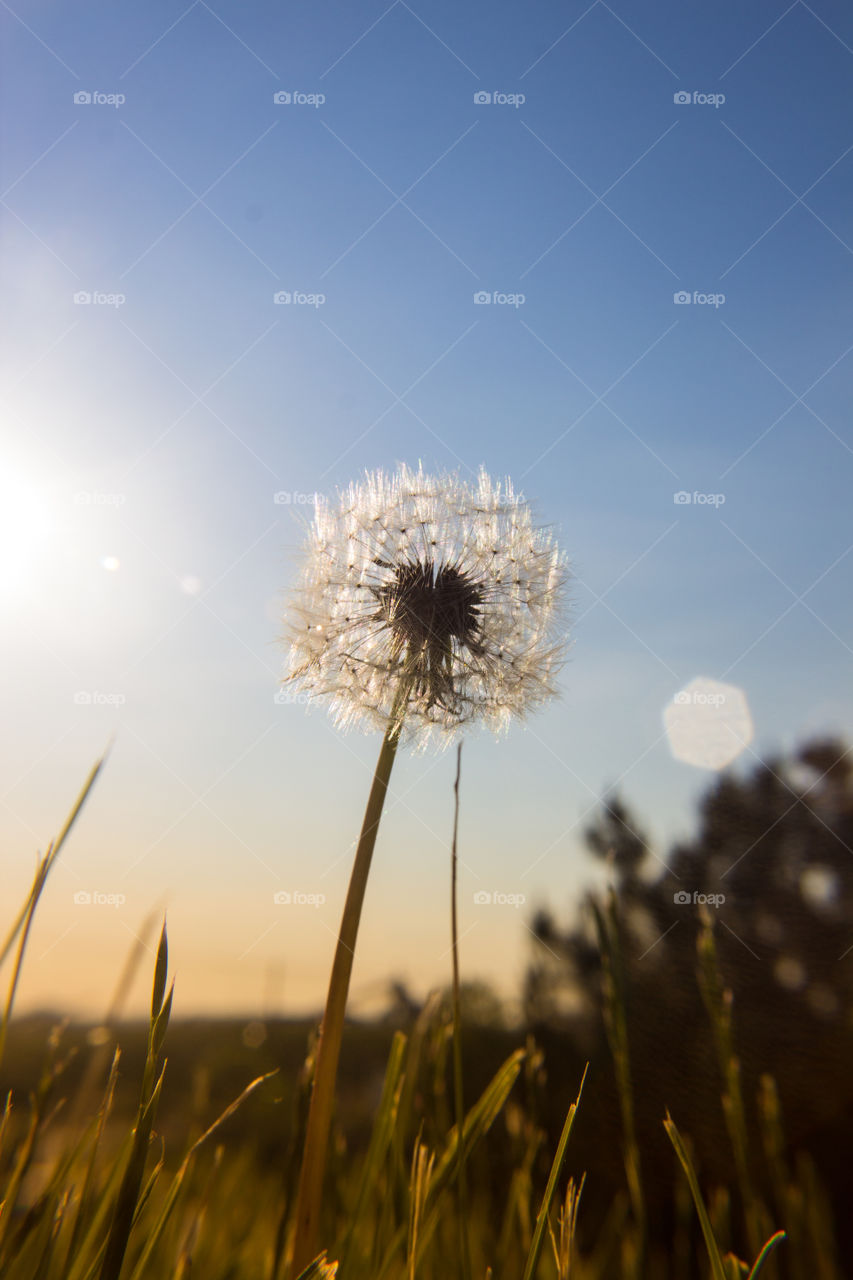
[2,0,852,1017]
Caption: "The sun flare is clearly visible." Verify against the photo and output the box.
[0,468,53,602]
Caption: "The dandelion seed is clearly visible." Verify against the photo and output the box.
[282,464,568,747]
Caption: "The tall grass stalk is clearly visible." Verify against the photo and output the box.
[97,921,173,1280]
[549,1173,585,1280]
[592,890,645,1275]
[696,913,765,1258]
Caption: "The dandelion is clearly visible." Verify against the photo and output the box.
[284,464,568,1274]
[283,464,567,748]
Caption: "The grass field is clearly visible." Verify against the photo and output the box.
[0,759,843,1279]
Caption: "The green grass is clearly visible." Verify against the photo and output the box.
[2,758,844,1278]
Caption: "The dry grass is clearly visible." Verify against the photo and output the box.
[1,758,834,1279]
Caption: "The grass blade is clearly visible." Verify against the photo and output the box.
[664,1111,727,1280]
[338,1031,406,1275]
[0,752,109,1070]
[97,923,171,1280]
[127,1069,278,1280]
[521,1064,587,1280]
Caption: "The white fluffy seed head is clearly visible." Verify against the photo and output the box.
[281,464,570,750]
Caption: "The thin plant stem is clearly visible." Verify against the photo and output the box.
[450,743,473,1280]
[289,710,404,1276]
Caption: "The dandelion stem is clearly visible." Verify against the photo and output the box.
[289,710,404,1276]
[450,743,473,1280]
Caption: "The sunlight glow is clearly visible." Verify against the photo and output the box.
[0,469,53,601]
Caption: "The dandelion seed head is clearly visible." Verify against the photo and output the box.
[281,464,569,749]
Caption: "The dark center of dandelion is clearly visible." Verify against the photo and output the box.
[371,559,484,710]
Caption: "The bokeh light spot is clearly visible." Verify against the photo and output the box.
[664,676,753,770]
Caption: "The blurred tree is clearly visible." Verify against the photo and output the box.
[524,737,853,1268]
